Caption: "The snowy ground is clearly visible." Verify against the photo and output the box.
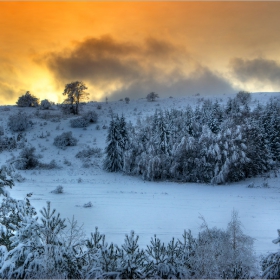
[1,92,280,257]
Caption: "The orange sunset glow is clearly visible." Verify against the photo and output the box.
[1,1,280,105]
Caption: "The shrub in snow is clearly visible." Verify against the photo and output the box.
[16,91,39,107]
[0,136,16,151]
[97,104,102,110]
[51,185,63,194]
[15,146,40,170]
[70,117,89,128]
[0,126,4,136]
[76,147,102,159]
[146,92,159,102]
[8,111,32,132]
[70,111,98,128]
[125,97,130,104]
[189,211,257,279]
[53,131,78,150]
[12,172,25,183]
[83,201,92,208]
[39,159,59,169]
[82,110,98,123]
[40,99,52,110]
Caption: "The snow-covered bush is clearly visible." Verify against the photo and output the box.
[146,92,159,102]
[16,91,39,107]
[0,136,16,151]
[83,201,93,208]
[125,97,130,104]
[51,185,63,194]
[181,211,257,279]
[70,117,89,128]
[53,131,78,149]
[76,147,102,168]
[0,126,4,136]
[40,99,52,110]
[76,147,102,159]
[39,159,59,169]
[83,110,98,123]
[15,146,40,170]
[8,111,32,132]
[70,111,98,128]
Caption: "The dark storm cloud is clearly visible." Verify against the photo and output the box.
[111,66,235,100]
[231,57,280,85]
[41,36,236,100]
[44,36,143,84]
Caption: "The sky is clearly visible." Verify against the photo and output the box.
[1,1,280,105]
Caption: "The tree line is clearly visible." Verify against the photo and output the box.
[104,92,280,184]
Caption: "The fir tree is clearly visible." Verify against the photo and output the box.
[103,117,123,172]
[118,114,129,151]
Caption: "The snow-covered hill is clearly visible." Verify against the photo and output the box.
[1,91,280,256]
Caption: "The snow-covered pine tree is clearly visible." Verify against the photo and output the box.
[146,234,167,278]
[0,166,14,196]
[242,118,272,177]
[118,114,129,151]
[116,230,147,279]
[0,200,85,279]
[83,227,105,278]
[40,201,66,245]
[157,111,171,155]
[265,109,280,162]
[262,229,280,279]
[103,117,123,172]
[0,194,39,279]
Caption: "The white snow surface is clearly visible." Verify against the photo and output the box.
[1,92,280,257]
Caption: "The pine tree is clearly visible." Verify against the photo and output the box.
[262,229,280,279]
[118,114,129,151]
[117,231,147,279]
[103,118,123,172]
[0,166,14,196]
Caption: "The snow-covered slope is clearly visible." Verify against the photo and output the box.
[1,92,280,256]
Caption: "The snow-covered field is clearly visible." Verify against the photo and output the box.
[1,92,280,257]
